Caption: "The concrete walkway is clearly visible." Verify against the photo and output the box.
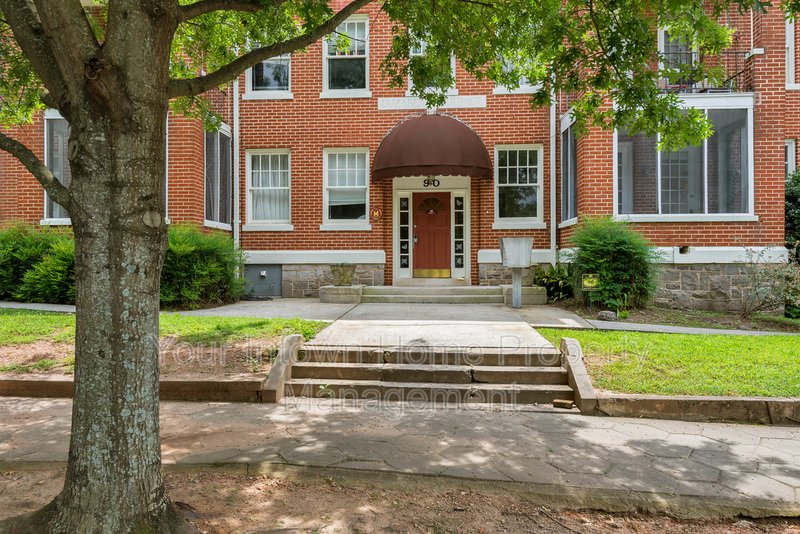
[2,299,797,336]
[0,397,797,517]
[308,303,554,353]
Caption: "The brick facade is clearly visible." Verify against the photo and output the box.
[0,4,793,308]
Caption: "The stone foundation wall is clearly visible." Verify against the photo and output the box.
[281,264,384,298]
[478,263,546,286]
[655,263,752,312]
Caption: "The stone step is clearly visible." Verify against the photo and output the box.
[297,346,563,367]
[360,294,505,304]
[285,379,574,404]
[362,286,503,296]
[290,363,569,385]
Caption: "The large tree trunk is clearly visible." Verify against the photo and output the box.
[1,4,191,532]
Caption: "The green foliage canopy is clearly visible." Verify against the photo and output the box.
[0,0,775,148]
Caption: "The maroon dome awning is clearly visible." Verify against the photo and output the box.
[372,114,492,179]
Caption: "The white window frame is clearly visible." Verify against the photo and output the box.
[321,147,371,231]
[204,123,233,231]
[492,144,545,229]
[406,41,458,96]
[613,94,756,223]
[787,139,797,179]
[787,19,799,90]
[243,149,294,232]
[243,54,293,100]
[493,58,541,95]
[559,112,578,227]
[42,109,71,225]
[321,15,372,99]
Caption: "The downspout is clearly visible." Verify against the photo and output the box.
[233,78,241,249]
[549,91,557,266]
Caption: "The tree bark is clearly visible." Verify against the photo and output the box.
[0,2,194,532]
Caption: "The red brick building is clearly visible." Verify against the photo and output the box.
[0,4,794,310]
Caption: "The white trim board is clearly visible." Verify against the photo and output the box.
[245,250,386,265]
[377,95,486,111]
[557,246,788,264]
[477,249,556,265]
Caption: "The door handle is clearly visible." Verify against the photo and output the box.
[413,235,418,246]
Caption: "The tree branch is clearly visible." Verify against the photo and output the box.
[169,0,372,98]
[0,129,72,209]
[0,0,70,108]
[178,0,272,22]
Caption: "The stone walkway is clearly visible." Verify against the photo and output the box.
[0,397,797,517]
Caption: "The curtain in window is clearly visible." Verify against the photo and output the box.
[46,119,71,219]
[250,153,290,222]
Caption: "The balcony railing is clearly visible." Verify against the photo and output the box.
[660,51,753,94]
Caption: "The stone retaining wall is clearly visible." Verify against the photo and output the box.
[478,263,542,286]
[281,264,384,298]
[655,263,753,312]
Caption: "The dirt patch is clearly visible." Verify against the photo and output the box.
[0,336,279,378]
[1,470,798,533]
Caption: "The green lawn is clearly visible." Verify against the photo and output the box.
[0,308,326,346]
[539,328,800,398]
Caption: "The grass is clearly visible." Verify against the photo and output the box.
[0,308,327,346]
[0,358,61,373]
[540,328,800,398]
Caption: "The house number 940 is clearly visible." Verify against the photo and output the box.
[423,178,440,188]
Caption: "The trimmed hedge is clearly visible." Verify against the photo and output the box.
[567,217,660,310]
[160,225,245,309]
[0,224,244,309]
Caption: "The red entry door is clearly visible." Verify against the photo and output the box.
[413,192,451,278]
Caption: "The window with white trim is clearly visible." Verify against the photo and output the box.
[495,145,541,223]
[248,150,290,224]
[561,123,578,222]
[324,18,368,93]
[659,29,696,89]
[44,117,71,220]
[408,40,456,94]
[493,58,537,94]
[204,126,232,226]
[324,149,368,222]
[788,19,797,87]
[251,55,290,92]
[617,107,752,216]
[787,139,797,179]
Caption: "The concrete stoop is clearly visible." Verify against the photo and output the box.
[285,345,574,405]
[320,284,548,305]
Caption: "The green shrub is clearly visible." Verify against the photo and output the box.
[567,217,660,310]
[0,224,61,298]
[160,225,245,309]
[533,263,573,302]
[787,171,800,246]
[14,238,76,304]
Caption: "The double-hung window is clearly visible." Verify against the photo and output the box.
[616,102,753,220]
[323,17,369,97]
[322,149,370,230]
[44,116,71,221]
[245,54,292,99]
[787,139,797,179]
[407,40,456,95]
[561,119,578,223]
[494,145,543,228]
[204,126,232,228]
[246,150,291,230]
[788,19,798,89]
[493,58,537,95]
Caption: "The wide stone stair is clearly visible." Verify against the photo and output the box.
[285,344,574,404]
[360,285,546,305]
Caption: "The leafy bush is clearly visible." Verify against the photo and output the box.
[160,225,245,309]
[0,224,61,298]
[14,238,76,304]
[533,263,573,302]
[787,171,800,246]
[567,217,660,310]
